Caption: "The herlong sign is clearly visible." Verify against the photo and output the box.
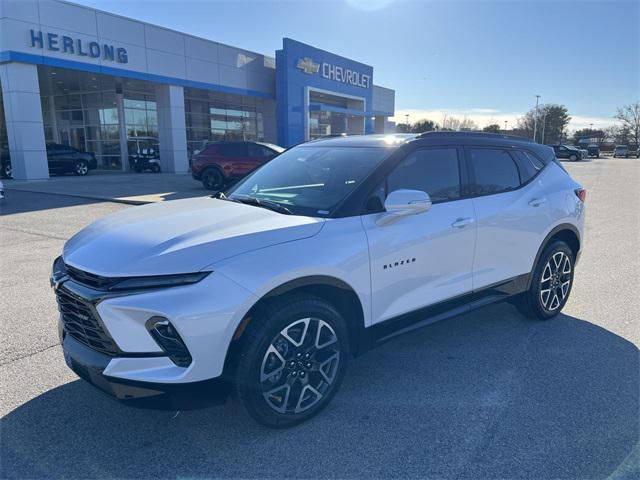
[28,29,128,64]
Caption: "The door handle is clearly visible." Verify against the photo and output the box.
[451,217,474,229]
[529,197,547,207]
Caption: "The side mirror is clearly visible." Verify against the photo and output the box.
[378,189,431,225]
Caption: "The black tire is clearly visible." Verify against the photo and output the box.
[74,160,89,176]
[150,163,161,173]
[201,167,224,190]
[134,165,143,173]
[234,295,349,428]
[569,154,578,161]
[2,163,11,179]
[516,240,575,320]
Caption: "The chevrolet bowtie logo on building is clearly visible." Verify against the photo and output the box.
[297,57,320,75]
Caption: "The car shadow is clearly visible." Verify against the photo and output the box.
[1,304,638,479]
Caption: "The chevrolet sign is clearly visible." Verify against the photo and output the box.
[296,57,371,89]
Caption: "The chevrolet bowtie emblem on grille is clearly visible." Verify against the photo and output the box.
[50,273,68,291]
[297,57,320,75]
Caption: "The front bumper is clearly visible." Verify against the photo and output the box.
[62,328,230,410]
[54,265,258,409]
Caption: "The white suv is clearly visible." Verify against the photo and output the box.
[53,133,585,427]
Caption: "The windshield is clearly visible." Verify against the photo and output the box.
[225,146,392,216]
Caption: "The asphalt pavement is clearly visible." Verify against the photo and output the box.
[0,157,638,479]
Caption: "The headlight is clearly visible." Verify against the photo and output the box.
[109,272,211,291]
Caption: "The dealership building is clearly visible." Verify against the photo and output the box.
[0,0,396,180]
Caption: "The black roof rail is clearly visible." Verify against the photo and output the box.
[416,131,536,143]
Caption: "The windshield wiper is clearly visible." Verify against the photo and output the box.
[231,196,293,215]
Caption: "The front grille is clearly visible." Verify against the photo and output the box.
[56,287,120,356]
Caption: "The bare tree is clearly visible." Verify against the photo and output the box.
[459,116,478,131]
[440,115,478,131]
[614,101,640,145]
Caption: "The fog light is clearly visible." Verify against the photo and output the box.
[146,316,192,367]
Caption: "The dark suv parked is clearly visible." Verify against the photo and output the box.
[550,145,583,161]
[191,141,284,190]
[1,143,97,178]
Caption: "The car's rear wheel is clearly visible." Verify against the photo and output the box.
[74,160,89,176]
[2,163,11,178]
[516,240,575,320]
[201,167,224,190]
[234,295,349,428]
[150,163,161,173]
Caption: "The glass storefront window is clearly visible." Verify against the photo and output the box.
[184,89,266,155]
[309,111,334,140]
[42,90,123,170]
[124,91,158,167]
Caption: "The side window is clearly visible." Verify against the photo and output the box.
[468,148,520,195]
[513,149,544,183]
[219,143,248,157]
[386,148,461,203]
[248,144,274,158]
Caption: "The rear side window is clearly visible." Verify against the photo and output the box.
[513,149,545,183]
[218,143,248,157]
[247,144,275,158]
[386,148,461,203]
[468,148,520,195]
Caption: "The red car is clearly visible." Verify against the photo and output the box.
[191,141,284,190]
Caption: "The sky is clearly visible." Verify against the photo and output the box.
[74,0,639,131]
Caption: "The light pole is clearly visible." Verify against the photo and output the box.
[405,114,410,131]
[504,120,508,133]
[533,95,541,142]
[541,111,548,144]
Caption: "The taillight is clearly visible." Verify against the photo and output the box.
[575,188,586,203]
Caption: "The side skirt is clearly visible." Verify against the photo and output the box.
[365,273,530,347]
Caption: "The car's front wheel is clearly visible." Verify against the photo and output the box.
[74,160,89,176]
[516,240,575,320]
[569,154,578,161]
[2,163,11,178]
[234,295,349,428]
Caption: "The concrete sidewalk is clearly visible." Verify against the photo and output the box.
[3,172,210,204]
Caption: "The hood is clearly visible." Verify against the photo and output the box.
[64,197,324,277]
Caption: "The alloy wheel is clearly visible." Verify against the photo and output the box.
[540,251,572,311]
[75,162,88,175]
[260,317,341,415]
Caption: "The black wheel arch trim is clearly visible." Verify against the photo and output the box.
[527,223,581,289]
[263,275,362,299]
[228,275,368,362]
